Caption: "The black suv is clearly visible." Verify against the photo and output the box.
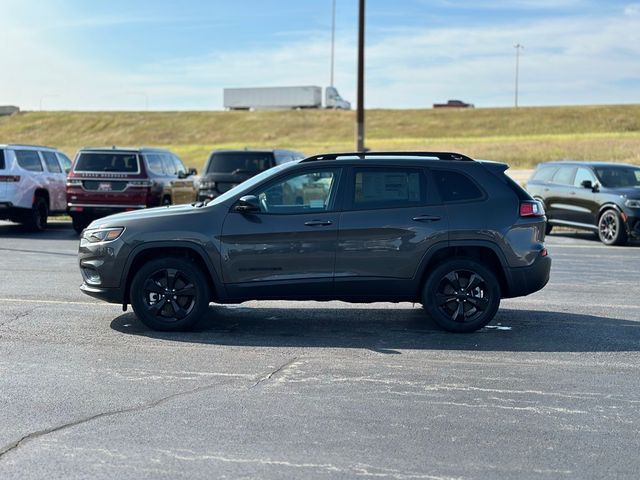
[527,161,640,245]
[78,152,551,333]
[197,149,304,201]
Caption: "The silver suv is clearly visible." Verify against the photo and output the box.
[0,144,72,231]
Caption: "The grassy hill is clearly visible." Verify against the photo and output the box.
[1,104,639,170]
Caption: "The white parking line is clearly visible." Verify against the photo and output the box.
[0,298,113,306]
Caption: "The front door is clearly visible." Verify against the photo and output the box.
[220,167,343,299]
[335,166,448,298]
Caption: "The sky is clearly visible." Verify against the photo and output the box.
[0,0,639,110]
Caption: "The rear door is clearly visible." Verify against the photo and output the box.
[220,167,342,299]
[334,166,448,297]
[546,166,577,223]
[41,150,66,211]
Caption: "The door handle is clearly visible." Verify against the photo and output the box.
[304,220,333,227]
[412,215,441,222]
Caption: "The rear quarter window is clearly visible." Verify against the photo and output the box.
[15,150,43,172]
[433,169,484,202]
[531,166,558,182]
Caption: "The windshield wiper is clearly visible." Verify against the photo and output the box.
[231,168,252,175]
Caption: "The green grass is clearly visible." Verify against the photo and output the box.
[1,104,639,170]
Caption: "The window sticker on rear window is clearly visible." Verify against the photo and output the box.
[74,153,139,173]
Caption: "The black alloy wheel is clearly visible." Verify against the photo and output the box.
[598,209,627,246]
[423,259,500,333]
[130,257,210,331]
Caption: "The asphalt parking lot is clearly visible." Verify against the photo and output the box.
[1,221,639,480]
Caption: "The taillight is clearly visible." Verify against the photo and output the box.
[0,175,20,182]
[520,201,544,217]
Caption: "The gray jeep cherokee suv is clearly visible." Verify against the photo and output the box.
[78,152,551,333]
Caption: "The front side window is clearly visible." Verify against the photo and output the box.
[433,169,483,202]
[42,151,62,173]
[573,168,596,188]
[145,154,165,175]
[255,169,340,214]
[353,168,423,209]
[172,155,186,176]
[56,153,72,172]
[15,150,43,172]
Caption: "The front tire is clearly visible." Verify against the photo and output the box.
[130,257,210,331]
[422,259,501,333]
[598,209,627,246]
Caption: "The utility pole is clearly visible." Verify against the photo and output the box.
[330,0,336,87]
[514,43,524,109]
[356,0,365,152]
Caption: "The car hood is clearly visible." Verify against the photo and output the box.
[88,204,201,229]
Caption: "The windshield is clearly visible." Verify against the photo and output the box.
[206,151,274,174]
[74,153,139,173]
[594,166,640,188]
[206,161,298,206]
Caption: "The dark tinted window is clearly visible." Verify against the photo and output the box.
[531,165,558,182]
[574,167,596,187]
[74,153,139,173]
[0,149,5,170]
[15,150,43,172]
[42,151,62,173]
[207,151,274,174]
[433,170,483,202]
[551,166,576,185]
[594,166,640,188]
[353,168,423,208]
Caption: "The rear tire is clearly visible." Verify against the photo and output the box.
[545,223,553,235]
[24,196,48,232]
[130,257,210,331]
[598,209,627,246]
[422,259,501,333]
[162,196,172,206]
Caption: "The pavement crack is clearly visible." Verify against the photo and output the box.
[0,380,239,461]
[251,357,299,389]
[0,307,37,328]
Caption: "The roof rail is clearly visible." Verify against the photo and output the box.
[300,151,474,162]
[5,143,57,150]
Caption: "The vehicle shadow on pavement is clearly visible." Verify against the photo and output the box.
[110,306,640,353]
[0,221,77,240]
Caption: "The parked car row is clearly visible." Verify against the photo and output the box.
[0,144,303,233]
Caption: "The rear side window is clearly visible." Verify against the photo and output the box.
[42,151,62,173]
[145,154,165,175]
[15,150,43,172]
[74,153,139,173]
[0,150,5,170]
[531,166,558,182]
[353,168,424,209]
[551,166,576,185]
[433,169,483,202]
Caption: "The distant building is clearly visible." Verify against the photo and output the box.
[0,105,20,116]
[433,100,474,109]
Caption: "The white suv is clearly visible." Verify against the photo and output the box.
[0,144,72,231]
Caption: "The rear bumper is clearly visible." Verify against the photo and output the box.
[503,254,551,298]
[68,203,146,218]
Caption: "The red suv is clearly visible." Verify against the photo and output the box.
[66,147,197,233]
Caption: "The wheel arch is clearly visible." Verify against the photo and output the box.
[121,242,223,306]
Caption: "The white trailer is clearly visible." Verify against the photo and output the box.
[224,86,322,110]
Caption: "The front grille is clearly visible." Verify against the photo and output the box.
[82,181,128,192]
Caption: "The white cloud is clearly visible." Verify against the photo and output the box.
[0,4,639,110]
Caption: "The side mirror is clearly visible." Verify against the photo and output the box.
[178,171,187,179]
[188,167,198,176]
[581,180,593,190]
[234,195,260,213]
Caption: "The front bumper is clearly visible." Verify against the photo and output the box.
[503,254,552,298]
[80,283,124,304]
[78,235,130,304]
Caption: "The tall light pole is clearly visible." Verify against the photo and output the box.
[356,0,365,152]
[330,0,336,87]
[514,43,524,109]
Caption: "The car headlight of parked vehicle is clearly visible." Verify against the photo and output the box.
[82,227,125,243]
[624,199,640,209]
[199,181,216,189]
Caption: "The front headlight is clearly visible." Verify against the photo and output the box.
[625,199,640,208]
[82,227,125,243]
[199,181,216,189]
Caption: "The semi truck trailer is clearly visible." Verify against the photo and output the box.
[224,86,350,110]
